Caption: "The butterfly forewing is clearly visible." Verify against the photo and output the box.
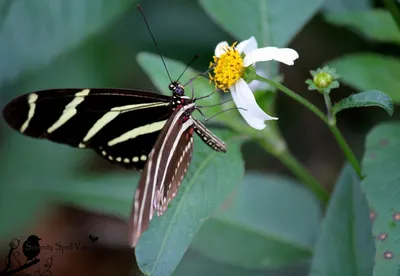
[2,88,173,169]
[129,103,196,247]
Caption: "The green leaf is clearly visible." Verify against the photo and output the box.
[322,0,372,12]
[328,53,400,103]
[2,42,111,101]
[309,164,375,276]
[325,9,400,44]
[174,248,309,276]
[199,0,323,47]
[135,130,244,276]
[362,122,400,276]
[174,249,263,276]
[191,173,322,269]
[0,0,134,87]
[332,90,394,116]
[136,52,221,118]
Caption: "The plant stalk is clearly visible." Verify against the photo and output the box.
[328,125,362,178]
[255,75,363,179]
[323,93,334,123]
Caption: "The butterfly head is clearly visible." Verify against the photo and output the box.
[169,81,185,96]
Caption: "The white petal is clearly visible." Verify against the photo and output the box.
[243,47,299,67]
[230,79,278,130]
[214,41,229,57]
[236,36,258,55]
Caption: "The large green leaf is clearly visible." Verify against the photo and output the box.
[174,249,265,276]
[1,41,111,101]
[325,9,400,44]
[191,173,322,269]
[0,0,134,87]
[322,0,372,12]
[174,248,309,276]
[362,122,400,276]
[199,0,323,47]
[329,54,400,103]
[332,90,394,116]
[309,165,375,276]
[135,130,244,276]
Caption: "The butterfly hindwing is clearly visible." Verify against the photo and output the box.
[161,117,194,214]
[129,102,196,247]
[2,88,173,169]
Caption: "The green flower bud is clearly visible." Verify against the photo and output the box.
[305,66,340,94]
[313,72,333,88]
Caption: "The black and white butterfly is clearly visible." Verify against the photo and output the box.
[2,6,227,248]
[2,78,227,247]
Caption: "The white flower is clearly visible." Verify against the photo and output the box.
[210,36,299,130]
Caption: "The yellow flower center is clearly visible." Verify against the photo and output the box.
[209,42,244,92]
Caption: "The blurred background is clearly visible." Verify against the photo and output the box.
[0,0,396,275]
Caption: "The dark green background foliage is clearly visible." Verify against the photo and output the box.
[1,0,399,275]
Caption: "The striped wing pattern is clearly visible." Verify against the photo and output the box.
[192,117,227,153]
[129,103,196,247]
[2,84,228,248]
[2,88,173,170]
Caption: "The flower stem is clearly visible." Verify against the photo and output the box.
[255,75,327,122]
[328,125,362,178]
[255,74,363,179]
[384,0,400,32]
[323,93,334,124]
[259,140,330,204]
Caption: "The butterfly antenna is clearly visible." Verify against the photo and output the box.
[183,65,215,87]
[185,65,217,99]
[176,54,200,82]
[137,5,172,82]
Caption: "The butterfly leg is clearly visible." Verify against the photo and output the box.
[196,98,233,108]
[195,106,247,122]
